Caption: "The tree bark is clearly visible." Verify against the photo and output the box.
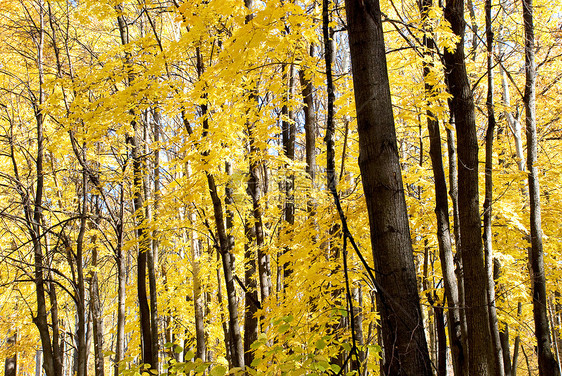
[344,1,432,374]
[4,334,17,376]
[419,0,465,373]
[522,0,560,373]
[90,197,105,376]
[484,0,505,373]
[443,0,496,372]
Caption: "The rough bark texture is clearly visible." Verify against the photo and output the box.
[522,0,560,373]
[443,0,495,372]
[344,1,432,374]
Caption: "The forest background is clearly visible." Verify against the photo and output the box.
[0,0,561,375]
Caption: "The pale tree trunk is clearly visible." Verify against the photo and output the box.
[497,15,525,171]
[484,0,505,373]
[443,0,496,371]
[4,334,17,376]
[344,0,432,374]
[186,163,206,362]
[522,0,560,373]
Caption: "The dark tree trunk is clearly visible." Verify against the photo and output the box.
[281,62,295,286]
[343,1,432,374]
[116,9,156,371]
[522,0,560,373]
[443,0,496,372]
[115,185,126,376]
[418,0,465,372]
[484,0,505,373]
[244,220,259,367]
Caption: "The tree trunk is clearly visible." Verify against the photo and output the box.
[245,0,272,307]
[343,1,432,374]
[244,220,259,367]
[147,110,160,372]
[115,184,126,376]
[443,0,496,371]
[419,0,465,372]
[4,334,17,376]
[90,198,105,376]
[74,165,88,376]
[281,62,295,287]
[522,0,560,373]
[484,0,505,373]
[116,8,156,370]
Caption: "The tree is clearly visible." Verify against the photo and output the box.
[523,0,560,373]
[443,0,497,371]
[344,0,433,374]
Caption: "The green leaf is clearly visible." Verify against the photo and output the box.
[210,365,227,376]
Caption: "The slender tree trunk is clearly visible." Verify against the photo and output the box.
[74,163,88,376]
[343,0,432,374]
[300,60,316,187]
[90,197,105,376]
[187,182,206,362]
[522,0,560,373]
[116,8,156,370]
[148,110,160,372]
[244,220,259,367]
[216,257,232,367]
[29,5,59,374]
[419,0,465,373]
[196,44,244,366]
[443,0,496,371]
[281,62,295,286]
[497,17,525,172]
[484,1,505,373]
[115,184,126,376]
[4,334,17,376]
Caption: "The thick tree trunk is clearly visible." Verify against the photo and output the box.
[344,1,432,374]
[443,0,496,372]
[522,0,560,373]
